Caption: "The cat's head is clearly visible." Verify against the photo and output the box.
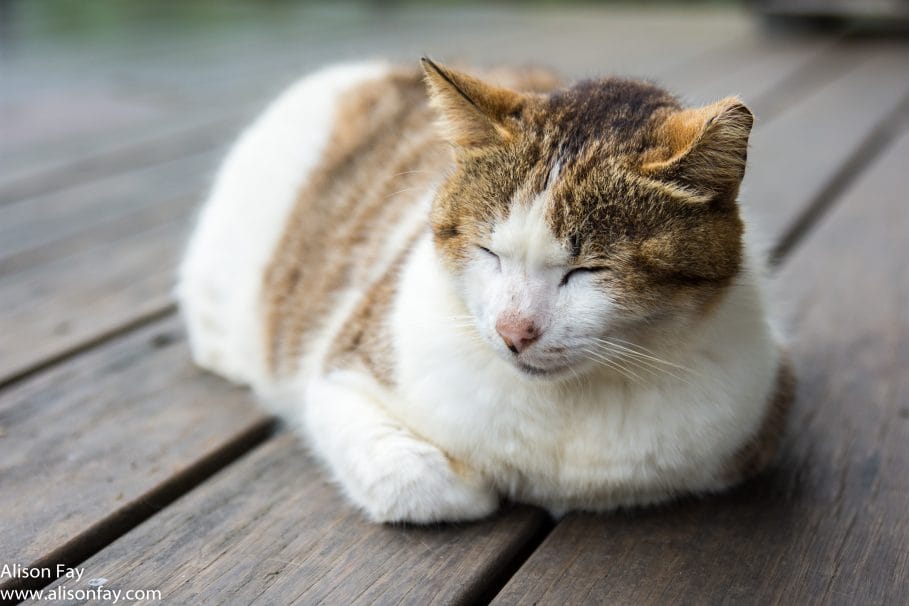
[422,58,753,380]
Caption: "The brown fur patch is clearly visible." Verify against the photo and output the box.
[262,68,446,378]
[724,355,796,483]
[641,97,754,200]
[445,453,472,480]
[422,58,527,147]
[325,240,416,384]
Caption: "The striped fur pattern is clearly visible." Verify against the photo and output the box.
[178,60,792,523]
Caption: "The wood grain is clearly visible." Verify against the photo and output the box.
[743,42,909,240]
[0,151,218,263]
[0,191,193,278]
[0,317,272,591]
[37,433,549,605]
[492,121,909,606]
[0,219,187,385]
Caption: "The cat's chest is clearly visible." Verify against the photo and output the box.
[390,324,770,504]
[392,345,678,476]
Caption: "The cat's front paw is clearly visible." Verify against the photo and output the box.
[358,439,498,524]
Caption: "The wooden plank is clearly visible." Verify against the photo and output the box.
[0,190,194,280]
[0,151,218,263]
[0,219,186,385]
[0,88,166,161]
[34,433,549,605]
[657,30,841,109]
[0,109,231,202]
[0,3,347,179]
[743,42,909,241]
[492,120,909,606]
[0,101,254,206]
[0,317,272,591]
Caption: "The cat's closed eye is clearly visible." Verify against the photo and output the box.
[478,246,501,269]
[559,266,611,287]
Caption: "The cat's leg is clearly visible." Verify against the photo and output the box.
[299,370,498,523]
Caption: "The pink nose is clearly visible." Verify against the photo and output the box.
[496,317,540,354]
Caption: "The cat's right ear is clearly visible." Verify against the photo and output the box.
[641,97,754,202]
[421,58,526,149]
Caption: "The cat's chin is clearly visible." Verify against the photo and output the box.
[513,360,573,380]
[485,343,580,381]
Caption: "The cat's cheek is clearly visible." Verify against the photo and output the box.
[461,260,499,327]
[560,283,614,328]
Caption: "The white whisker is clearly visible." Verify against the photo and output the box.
[592,337,696,375]
[582,348,642,384]
[390,169,435,178]
[384,186,421,199]
[590,341,690,385]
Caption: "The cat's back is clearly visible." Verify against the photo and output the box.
[178,61,444,390]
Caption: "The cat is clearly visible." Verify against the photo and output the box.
[177,58,793,523]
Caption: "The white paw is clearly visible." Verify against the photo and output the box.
[355,436,498,524]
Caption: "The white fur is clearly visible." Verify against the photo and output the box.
[180,63,783,523]
[302,369,498,523]
[469,176,617,374]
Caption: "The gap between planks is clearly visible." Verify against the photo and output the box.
[0,304,175,392]
[772,90,909,264]
[0,417,276,597]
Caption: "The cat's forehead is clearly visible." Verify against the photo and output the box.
[499,80,685,248]
[533,78,680,154]
[490,162,569,268]
[490,153,651,262]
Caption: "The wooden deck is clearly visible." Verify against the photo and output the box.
[2,4,908,604]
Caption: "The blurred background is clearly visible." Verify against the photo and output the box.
[2,0,907,200]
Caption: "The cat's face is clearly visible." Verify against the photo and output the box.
[423,59,752,379]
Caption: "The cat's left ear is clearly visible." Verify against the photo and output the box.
[421,58,527,149]
[641,97,754,202]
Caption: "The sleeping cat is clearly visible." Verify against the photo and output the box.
[178,59,793,523]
